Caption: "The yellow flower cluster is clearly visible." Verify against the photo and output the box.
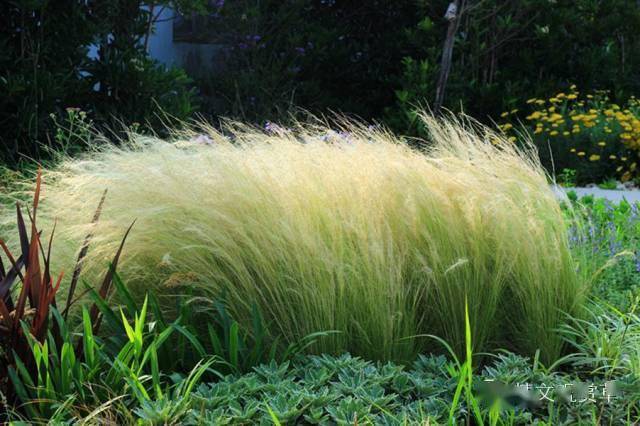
[499,86,640,181]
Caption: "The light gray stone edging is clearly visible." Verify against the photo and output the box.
[552,185,640,204]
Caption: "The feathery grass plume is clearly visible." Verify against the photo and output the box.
[0,113,587,363]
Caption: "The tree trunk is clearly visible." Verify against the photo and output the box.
[434,0,464,113]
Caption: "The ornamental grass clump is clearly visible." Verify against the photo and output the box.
[2,114,586,363]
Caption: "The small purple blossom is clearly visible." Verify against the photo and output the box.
[190,134,213,145]
[264,121,287,134]
[609,240,622,256]
[264,121,276,132]
[567,225,580,247]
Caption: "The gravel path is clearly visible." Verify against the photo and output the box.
[552,185,640,204]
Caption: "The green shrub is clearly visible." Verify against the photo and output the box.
[0,0,94,162]
[195,1,640,130]
[0,1,199,163]
[5,115,588,364]
[195,0,419,123]
[388,1,640,134]
[86,57,197,135]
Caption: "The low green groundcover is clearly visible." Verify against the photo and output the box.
[183,353,639,425]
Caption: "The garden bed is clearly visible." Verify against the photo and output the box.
[1,118,640,424]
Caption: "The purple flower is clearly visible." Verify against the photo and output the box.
[567,225,580,247]
[609,241,621,256]
[190,134,213,145]
[265,121,285,134]
[294,47,306,55]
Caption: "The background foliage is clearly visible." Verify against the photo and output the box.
[0,0,199,164]
[202,0,640,133]
[196,0,419,123]
[3,0,640,170]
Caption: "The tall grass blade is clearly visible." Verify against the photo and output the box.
[66,189,108,315]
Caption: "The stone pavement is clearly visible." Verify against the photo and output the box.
[552,185,640,204]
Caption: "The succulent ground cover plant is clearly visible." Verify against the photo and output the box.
[186,351,639,425]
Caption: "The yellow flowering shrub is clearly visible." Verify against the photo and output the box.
[499,86,640,184]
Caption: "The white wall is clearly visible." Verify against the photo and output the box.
[87,6,221,72]
[147,7,221,72]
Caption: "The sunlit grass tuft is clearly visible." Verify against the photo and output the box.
[1,113,587,362]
